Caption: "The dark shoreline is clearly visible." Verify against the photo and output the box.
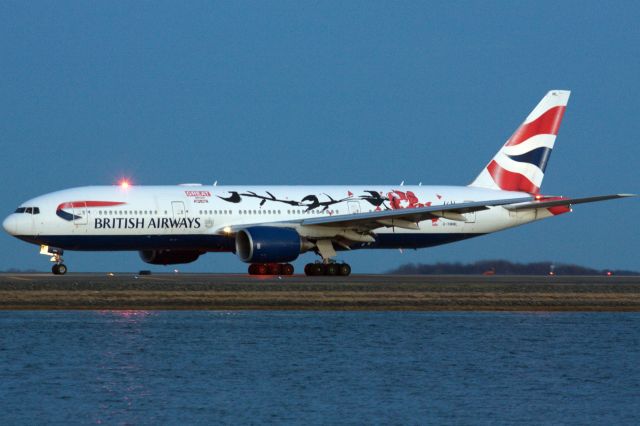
[1,273,639,311]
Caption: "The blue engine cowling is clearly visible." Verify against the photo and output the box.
[235,226,301,263]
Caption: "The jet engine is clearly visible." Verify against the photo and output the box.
[235,226,303,263]
[139,249,202,265]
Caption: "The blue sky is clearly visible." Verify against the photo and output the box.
[1,1,638,273]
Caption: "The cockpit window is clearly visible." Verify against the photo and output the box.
[14,207,40,214]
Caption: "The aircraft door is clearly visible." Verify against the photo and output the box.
[347,201,361,214]
[73,202,87,225]
[172,201,186,218]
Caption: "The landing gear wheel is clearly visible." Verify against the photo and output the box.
[324,264,338,276]
[256,264,268,275]
[313,264,324,275]
[249,263,294,276]
[267,263,282,275]
[305,263,324,276]
[305,262,351,276]
[338,263,351,276]
[52,264,67,275]
[281,264,294,275]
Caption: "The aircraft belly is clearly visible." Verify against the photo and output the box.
[15,234,235,252]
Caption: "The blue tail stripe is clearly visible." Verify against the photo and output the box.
[507,147,552,172]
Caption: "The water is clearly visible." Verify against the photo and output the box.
[1,311,639,425]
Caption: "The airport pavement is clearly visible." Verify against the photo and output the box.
[0,273,639,311]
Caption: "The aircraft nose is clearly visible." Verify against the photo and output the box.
[3,214,17,235]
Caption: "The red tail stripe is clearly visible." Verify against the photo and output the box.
[548,205,571,215]
[505,106,566,147]
[487,160,539,194]
[57,201,126,210]
[535,196,572,216]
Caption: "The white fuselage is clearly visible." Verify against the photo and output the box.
[3,184,552,253]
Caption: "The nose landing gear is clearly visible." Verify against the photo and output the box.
[40,245,68,275]
[52,263,67,275]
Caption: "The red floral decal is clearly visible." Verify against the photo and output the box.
[387,190,425,209]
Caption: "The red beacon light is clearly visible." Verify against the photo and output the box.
[119,179,131,189]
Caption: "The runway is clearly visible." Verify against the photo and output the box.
[1,273,639,311]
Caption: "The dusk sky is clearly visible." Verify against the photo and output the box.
[1,1,638,273]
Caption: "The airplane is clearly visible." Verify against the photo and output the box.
[2,90,635,276]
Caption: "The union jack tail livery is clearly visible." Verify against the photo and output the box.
[470,90,570,194]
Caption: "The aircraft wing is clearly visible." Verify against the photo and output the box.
[297,197,532,231]
[503,194,636,210]
[217,197,532,235]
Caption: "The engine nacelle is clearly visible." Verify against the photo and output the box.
[235,226,301,263]
[139,249,202,265]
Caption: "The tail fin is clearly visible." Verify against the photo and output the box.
[470,90,570,194]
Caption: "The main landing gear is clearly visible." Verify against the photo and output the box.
[304,262,351,276]
[40,245,67,275]
[302,239,352,276]
[248,263,295,276]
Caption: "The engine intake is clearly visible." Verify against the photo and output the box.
[139,249,202,265]
[235,226,301,263]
